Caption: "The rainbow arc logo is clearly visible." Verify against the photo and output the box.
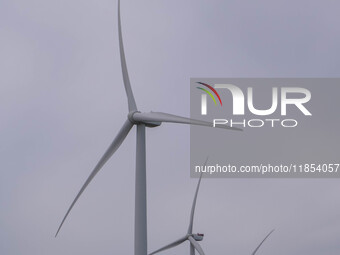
[196,82,222,115]
[196,82,223,106]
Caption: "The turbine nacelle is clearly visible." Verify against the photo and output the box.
[128,111,162,128]
[192,233,204,241]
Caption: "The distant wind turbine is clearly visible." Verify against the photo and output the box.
[149,168,207,255]
[55,1,241,255]
[149,170,274,255]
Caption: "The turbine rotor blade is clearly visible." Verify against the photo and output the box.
[188,158,208,234]
[190,243,195,255]
[251,229,275,255]
[132,112,242,131]
[188,236,205,255]
[55,119,134,237]
[118,0,137,112]
[149,236,187,255]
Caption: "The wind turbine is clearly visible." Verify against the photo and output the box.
[55,1,241,255]
[149,172,274,255]
[149,171,206,255]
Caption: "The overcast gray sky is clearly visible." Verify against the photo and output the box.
[1,0,340,255]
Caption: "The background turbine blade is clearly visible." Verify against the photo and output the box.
[188,158,208,234]
[118,0,137,112]
[251,229,275,255]
[132,112,242,131]
[55,119,134,237]
[188,236,205,255]
[149,236,187,255]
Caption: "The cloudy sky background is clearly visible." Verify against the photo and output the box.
[1,0,340,254]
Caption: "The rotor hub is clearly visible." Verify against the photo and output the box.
[128,111,161,127]
[127,111,140,124]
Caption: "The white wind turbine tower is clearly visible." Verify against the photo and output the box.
[55,1,241,255]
